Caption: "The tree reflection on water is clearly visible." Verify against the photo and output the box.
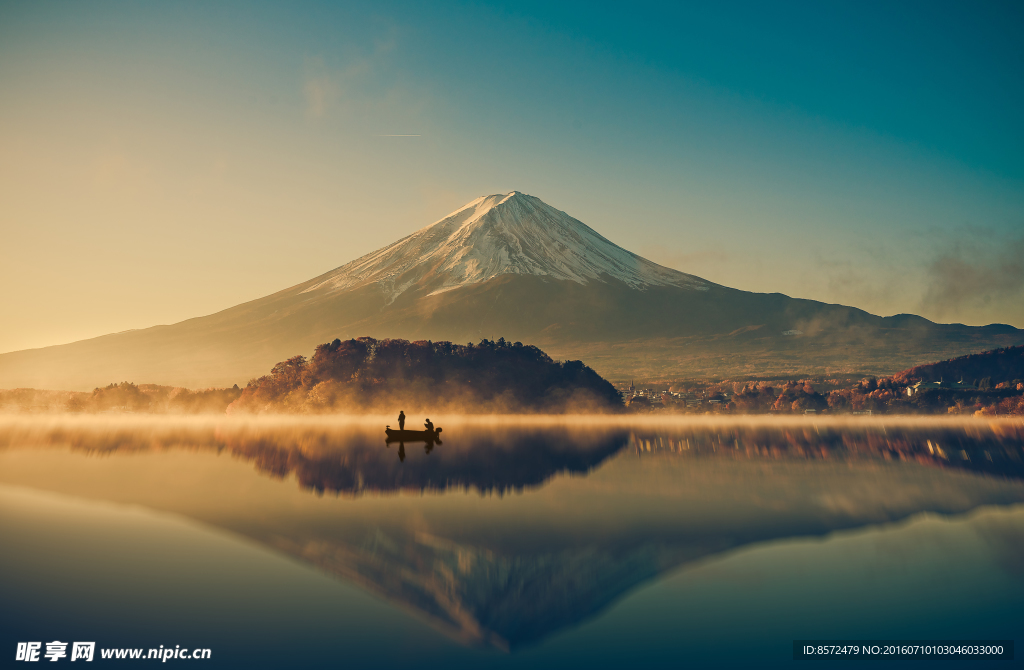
[220,425,630,495]
[3,417,1019,494]
[627,422,1024,480]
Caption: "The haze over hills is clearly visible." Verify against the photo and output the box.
[1,191,1022,391]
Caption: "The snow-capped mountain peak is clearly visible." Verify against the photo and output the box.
[303,191,709,302]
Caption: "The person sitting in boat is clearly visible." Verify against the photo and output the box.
[424,418,434,434]
[398,411,406,430]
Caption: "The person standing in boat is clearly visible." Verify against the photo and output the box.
[424,418,434,434]
[398,411,406,430]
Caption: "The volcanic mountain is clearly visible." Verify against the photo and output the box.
[2,191,1022,390]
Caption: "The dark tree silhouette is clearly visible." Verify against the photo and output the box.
[230,337,624,414]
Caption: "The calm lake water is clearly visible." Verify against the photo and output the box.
[1,416,1022,668]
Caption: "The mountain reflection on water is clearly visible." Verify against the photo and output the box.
[1,417,1023,650]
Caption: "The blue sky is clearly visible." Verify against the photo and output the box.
[1,0,1022,351]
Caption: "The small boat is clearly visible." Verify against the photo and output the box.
[385,426,443,443]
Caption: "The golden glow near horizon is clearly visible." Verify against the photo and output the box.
[1,3,1022,354]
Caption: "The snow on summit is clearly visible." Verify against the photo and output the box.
[304,191,710,302]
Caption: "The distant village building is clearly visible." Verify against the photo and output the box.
[905,378,976,397]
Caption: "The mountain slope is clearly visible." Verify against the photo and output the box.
[1,191,1022,390]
